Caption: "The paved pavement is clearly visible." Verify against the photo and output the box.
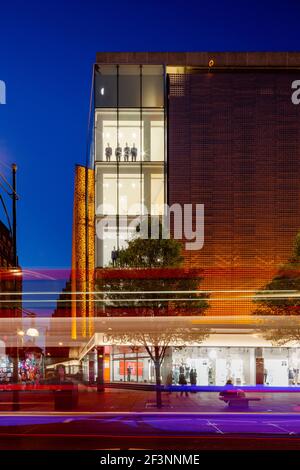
[1,386,300,413]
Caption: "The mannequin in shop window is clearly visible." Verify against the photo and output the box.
[264,368,268,384]
[131,143,138,162]
[289,368,295,385]
[115,144,122,162]
[190,368,197,390]
[173,366,179,385]
[105,143,112,162]
[124,143,130,162]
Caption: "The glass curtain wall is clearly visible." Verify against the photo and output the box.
[94,64,165,266]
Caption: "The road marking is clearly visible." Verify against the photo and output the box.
[206,420,224,434]
[267,423,295,435]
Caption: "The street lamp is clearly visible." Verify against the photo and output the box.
[26,328,39,338]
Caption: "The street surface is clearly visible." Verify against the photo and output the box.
[1,412,300,449]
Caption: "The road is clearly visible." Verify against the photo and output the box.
[1,412,300,449]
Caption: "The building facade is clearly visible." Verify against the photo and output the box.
[71,52,300,388]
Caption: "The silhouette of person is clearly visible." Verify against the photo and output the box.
[111,246,118,266]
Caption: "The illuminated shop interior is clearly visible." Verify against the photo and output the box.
[94,65,166,266]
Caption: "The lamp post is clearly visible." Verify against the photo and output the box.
[12,164,17,267]
[11,164,19,411]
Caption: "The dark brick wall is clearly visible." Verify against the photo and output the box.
[95,52,300,67]
[168,71,300,314]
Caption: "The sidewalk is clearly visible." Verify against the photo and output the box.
[76,386,300,413]
[1,385,300,413]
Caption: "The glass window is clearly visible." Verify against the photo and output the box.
[119,110,143,162]
[95,65,164,109]
[103,173,117,215]
[96,168,143,216]
[95,65,117,108]
[151,174,164,215]
[119,65,141,108]
[95,109,118,162]
[95,109,143,162]
[96,223,138,266]
[95,109,164,162]
[142,65,164,108]
[150,120,164,162]
[143,109,164,162]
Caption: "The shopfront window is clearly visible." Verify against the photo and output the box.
[171,347,254,386]
[111,347,152,383]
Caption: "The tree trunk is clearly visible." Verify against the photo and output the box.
[154,346,162,408]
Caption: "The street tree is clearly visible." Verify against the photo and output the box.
[95,224,210,406]
[97,224,209,317]
[253,231,300,316]
[257,317,300,346]
[107,325,210,408]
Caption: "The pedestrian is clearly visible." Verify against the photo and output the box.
[165,371,173,394]
[179,372,188,397]
[190,368,197,392]
[127,365,132,382]
[111,246,118,266]
[51,364,69,384]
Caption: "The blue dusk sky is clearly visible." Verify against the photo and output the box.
[0,0,300,268]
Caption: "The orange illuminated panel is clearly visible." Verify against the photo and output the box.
[71,165,95,338]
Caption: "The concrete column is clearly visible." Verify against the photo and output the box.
[96,346,105,392]
[249,348,256,385]
[255,347,264,385]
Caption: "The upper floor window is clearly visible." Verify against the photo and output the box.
[95,65,164,109]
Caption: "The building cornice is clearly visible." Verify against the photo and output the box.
[95,51,300,67]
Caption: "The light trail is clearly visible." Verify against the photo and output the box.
[0,289,297,296]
